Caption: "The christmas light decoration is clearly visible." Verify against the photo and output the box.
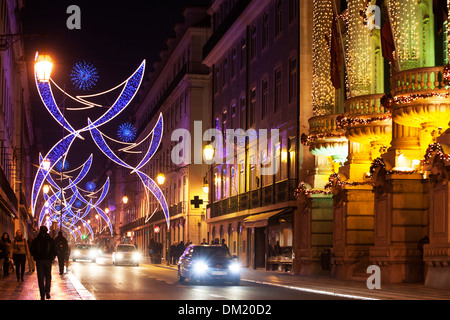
[336,115,392,129]
[386,0,420,70]
[33,58,170,234]
[117,123,137,142]
[423,143,450,164]
[70,61,99,90]
[54,159,69,172]
[301,132,346,146]
[294,181,332,198]
[85,181,96,192]
[346,0,372,97]
[312,0,335,116]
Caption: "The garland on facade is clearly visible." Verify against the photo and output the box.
[300,132,346,146]
[293,181,332,198]
[368,156,419,177]
[324,172,372,190]
[336,115,392,129]
[393,92,450,105]
[423,143,450,164]
[443,62,450,86]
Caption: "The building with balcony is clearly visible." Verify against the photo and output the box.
[117,7,212,258]
[299,0,450,288]
[203,0,302,270]
[0,0,35,238]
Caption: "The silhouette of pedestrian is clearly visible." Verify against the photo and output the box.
[11,230,31,282]
[27,232,36,272]
[1,233,11,277]
[55,231,69,275]
[30,226,57,300]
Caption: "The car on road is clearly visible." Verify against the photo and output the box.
[112,244,141,266]
[178,244,240,285]
[72,244,101,262]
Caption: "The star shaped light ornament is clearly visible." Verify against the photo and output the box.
[32,54,170,239]
[70,61,99,90]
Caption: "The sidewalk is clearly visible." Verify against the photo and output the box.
[2,260,450,300]
[0,263,94,300]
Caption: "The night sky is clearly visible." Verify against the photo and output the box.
[20,0,210,185]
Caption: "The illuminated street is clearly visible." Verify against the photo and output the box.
[68,254,349,300]
[1,1,450,313]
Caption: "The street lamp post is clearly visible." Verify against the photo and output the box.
[35,53,53,82]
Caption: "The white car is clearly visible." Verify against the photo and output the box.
[72,244,100,262]
[112,244,141,266]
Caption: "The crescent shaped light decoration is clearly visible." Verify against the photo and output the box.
[33,57,170,238]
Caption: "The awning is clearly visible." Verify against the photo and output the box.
[243,209,291,228]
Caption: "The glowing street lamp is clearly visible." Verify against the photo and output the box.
[43,184,50,194]
[203,144,214,162]
[35,52,53,82]
[42,158,51,171]
[156,173,165,185]
[122,196,128,204]
[203,183,209,194]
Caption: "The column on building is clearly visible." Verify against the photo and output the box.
[295,0,339,276]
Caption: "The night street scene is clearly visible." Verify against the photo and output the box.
[1,0,450,316]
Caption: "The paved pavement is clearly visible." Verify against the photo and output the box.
[1,259,450,300]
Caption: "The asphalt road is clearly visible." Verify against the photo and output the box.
[68,253,350,301]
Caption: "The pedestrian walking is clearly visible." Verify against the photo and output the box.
[176,241,185,264]
[1,233,11,278]
[30,226,57,300]
[27,232,36,273]
[55,231,69,275]
[0,236,6,278]
[10,230,31,282]
[221,239,228,250]
[169,242,177,265]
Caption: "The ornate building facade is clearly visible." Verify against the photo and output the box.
[203,0,301,270]
[299,0,450,288]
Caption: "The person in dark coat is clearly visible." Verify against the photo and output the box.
[176,241,185,264]
[30,226,58,300]
[169,242,177,265]
[1,233,11,277]
[0,236,6,277]
[55,231,69,275]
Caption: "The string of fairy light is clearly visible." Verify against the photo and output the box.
[312,0,335,117]
[387,0,420,70]
[346,0,372,98]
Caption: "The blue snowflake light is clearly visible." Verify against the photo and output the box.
[70,61,99,90]
[117,123,137,142]
[55,159,69,172]
[85,181,96,191]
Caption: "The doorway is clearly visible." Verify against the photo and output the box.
[254,227,266,269]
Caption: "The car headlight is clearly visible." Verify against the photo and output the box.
[193,261,208,273]
[229,262,240,273]
[116,253,123,260]
[89,250,97,257]
[74,250,80,257]
[132,252,141,261]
